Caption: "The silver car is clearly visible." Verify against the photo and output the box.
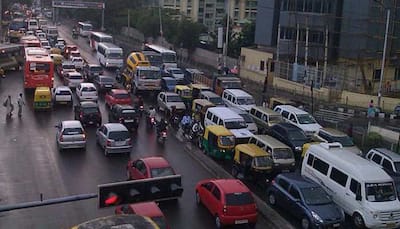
[157,92,186,114]
[55,120,86,151]
[96,123,132,156]
[65,71,84,88]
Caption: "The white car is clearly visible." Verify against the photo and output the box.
[65,71,84,88]
[157,91,186,113]
[52,86,73,105]
[37,32,46,40]
[55,120,86,151]
[71,56,84,70]
[40,40,51,50]
[76,83,98,102]
[166,67,185,83]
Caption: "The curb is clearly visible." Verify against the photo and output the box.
[184,143,295,229]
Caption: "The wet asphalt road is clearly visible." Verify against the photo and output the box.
[0,30,274,228]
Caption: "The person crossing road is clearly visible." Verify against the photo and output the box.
[17,93,25,117]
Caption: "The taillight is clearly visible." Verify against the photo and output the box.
[106,140,111,146]
[59,135,63,142]
[151,117,155,123]
[139,105,144,109]
[127,138,132,145]
[80,112,83,119]
[119,117,124,123]
[162,131,167,137]
[82,133,86,140]
[223,205,227,214]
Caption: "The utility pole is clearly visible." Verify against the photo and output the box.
[223,0,230,67]
[0,0,3,43]
[159,1,163,45]
[378,9,390,108]
[101,2,105,31]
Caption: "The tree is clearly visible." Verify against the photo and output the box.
[228,22,255,58]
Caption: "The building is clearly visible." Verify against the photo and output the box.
[250,0,400,99]
[159,0,258,31]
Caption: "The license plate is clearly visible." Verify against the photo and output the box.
[59,101,67,104]
[235,219,248,224]
[105,85,112,88]
[282,169,290,173]
[125,120,133,123]
[387,223,396,228]
[115,141,125,146]
[89,121,93,124]
[333,223,340,227]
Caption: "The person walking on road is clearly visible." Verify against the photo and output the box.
[3,95,13,118]
[367,99,375,118]
[17,93,25,117]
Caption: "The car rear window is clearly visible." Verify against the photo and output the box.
[82,87,96,92]
[225,192,254,206]
[273,148,293,159]
[70,75,82,80]
[122,109,136,118]
[151,167,175,178]
[90,66,102,72]
[62,127,83,135]
[56,90,71,95]
[83,107,99,114]
[114,93,129,99]
[108,131,130,140]
[100,77,115,83]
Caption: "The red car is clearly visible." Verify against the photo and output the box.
[105,89,132,108]
[195,179,258,228]
[126,157,175,180]
[115,201,170,229]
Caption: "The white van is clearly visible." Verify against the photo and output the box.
[222,89,255,112]
[27,19,39,31]
[200,90,225,106]
[204,107,253,144]
[96,42,123,68]
[229,107,258,133]
[274,105,322,136]
[302,143,400,229]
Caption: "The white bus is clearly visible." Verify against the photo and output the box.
[96,42,123,68]
[143,44,177,69]
[89,32,113,51]
[78,22,93,37]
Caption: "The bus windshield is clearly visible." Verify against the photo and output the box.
[107,52,122,59]
[162,53,176,63]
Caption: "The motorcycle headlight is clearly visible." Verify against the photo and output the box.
[311,211,323,223]
[295,146,302,151]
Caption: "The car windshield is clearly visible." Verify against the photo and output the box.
[83,107,98,114]
[69,75,82,80]
[121,109,136,118]
[239,113,254,123]
[236,97,255,105]
[224,120,247,129]
[139,70,161,80]
[151,216,167,229]
[394,162,400,173]
[219,135,235,146]
[296,114,317,124]
[114,93,129,99]
[225,192,254,206]
[108,131,130,141]
[107,52,123,59]
[150,167,175,178]
[273,148,293,159]
[62,127,83,135]
[82,87,96,92]
[288,130,308,141]
[167,95,182,102]
[329,135,354,147]
[63,65,75,70]
[254,156,273,167]
[301,187,332,205]
[366,182,396,202]
[100,77,115,83]
[56,90,71,95]
[209,97,224,106]
[90,66,102,72]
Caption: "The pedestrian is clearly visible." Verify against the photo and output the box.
[17,93,25,117]
[367,99,375,118]
[3,95,13,118]
[262,98,269,108]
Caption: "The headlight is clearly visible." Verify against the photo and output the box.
[291,162,295,166]
[311,211,323,223]
[274,163,280,167]
[295,146,302,151]
[370,211,379,219]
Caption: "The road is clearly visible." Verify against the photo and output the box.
[0,28,275,228]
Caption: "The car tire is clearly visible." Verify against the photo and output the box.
[215,215,223,229]
[268,192,276,206]
[353,213,366,229]
[301,217,310,229]
[195,191,202,206]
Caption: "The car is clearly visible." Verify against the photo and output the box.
[71,56,84,70]
[64,45,78,59]
[126,157,175,180]
[312,128,362,155]
[365,148,400,176]
[160,77,177,92]
[109,104,140,132]
[267,173,345,229]
[55,120,86,151]
[96,123,132,156]
[64,71,84,88]
[52,86,73,106]
[69,50,81,59]
[57,61,75,78]
[105,89,132,108]
[157,92,186,114]
[76,83,98,102]
[114,202,170,229]
[54,42,65,51]
[36,32,46,39]
[83,64,103,82]
[166,67,184,83]
[394,104,400,118]
[268,122,310,158]
[195,179,258,228]
[74,101,102,127]
[93,75,116,91]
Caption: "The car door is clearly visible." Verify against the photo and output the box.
[199,182,215,212]
[131,160,148,179]
[287,185,304,219]
[275,177,291,208]
[97,126,106,147]
[209,185,222,215]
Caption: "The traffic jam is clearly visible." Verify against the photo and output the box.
[1,4,400,229]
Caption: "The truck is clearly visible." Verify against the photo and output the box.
[45,26,58,45]
[7,18,25,43]
[130,66,162,95]
[192,72,242,96]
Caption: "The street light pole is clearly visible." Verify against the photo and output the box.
[377,8,390,108]
[223,1,230,67]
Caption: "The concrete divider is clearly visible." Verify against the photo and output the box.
[184,143,295,229]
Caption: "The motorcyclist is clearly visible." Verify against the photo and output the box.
[191,119,203,134]
[156,118,168,136]
[147,106,157,126]
[180,112,192,134]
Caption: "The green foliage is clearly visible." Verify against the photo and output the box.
[228,22,255,58]
[365,132,383,150]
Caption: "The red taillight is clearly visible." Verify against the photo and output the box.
[119,117,124,123]
[80,112,83,119]
[271,179,275,185]
[59,135,63,142]
[127,138,132,145]
[106,140,111,146]
[223,205,227,214]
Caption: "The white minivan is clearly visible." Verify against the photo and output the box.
[274,105,322,136]
[204,107,253,144]
[302,143,400,229]
[222,89,255,112]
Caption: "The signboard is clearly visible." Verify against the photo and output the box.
[52,1,105,9]
[217,27,223,49]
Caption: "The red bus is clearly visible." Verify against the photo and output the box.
[20,35,41,48]
[24,47,54,89]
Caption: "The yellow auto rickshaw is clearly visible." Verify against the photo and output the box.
[175,85,192,108]
[190,83,212,99]
[191,99,215,123]
[232,144,273,183]
[33,87,52,110]
[50,54,63,65]
[199,125,235,160]
[50,47,62,55]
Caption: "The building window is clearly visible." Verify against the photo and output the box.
[260,60,265,71]
[374,69,381,81]
[395,68,400,80]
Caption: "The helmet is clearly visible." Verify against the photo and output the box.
[149,106,154,110]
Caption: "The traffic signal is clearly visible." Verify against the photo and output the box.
[98,175,184,208]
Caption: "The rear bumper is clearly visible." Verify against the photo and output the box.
[220,213,258,226]
[79,96,98,101]
[105,146,132,154]
[59,141,86,149]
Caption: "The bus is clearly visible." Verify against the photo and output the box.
[78,22,93,37]
[89,32,113,51]
[143,44,177,69]
[24,48,54,89]
[0,44,24,70]
[96,42,123,68]
[20,35,41,48]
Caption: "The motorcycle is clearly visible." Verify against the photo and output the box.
[146,116,156,129]
[138,105,144,117]
[189,123,204,143]
[170,114,180,130]
[157,129,168,145]
[180,123,191,139]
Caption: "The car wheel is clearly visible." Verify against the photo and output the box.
[353,213,366,228]
[215,215,222,229]
[195,191,201,206]
[301,217,310,229]
[268,192,276,206]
